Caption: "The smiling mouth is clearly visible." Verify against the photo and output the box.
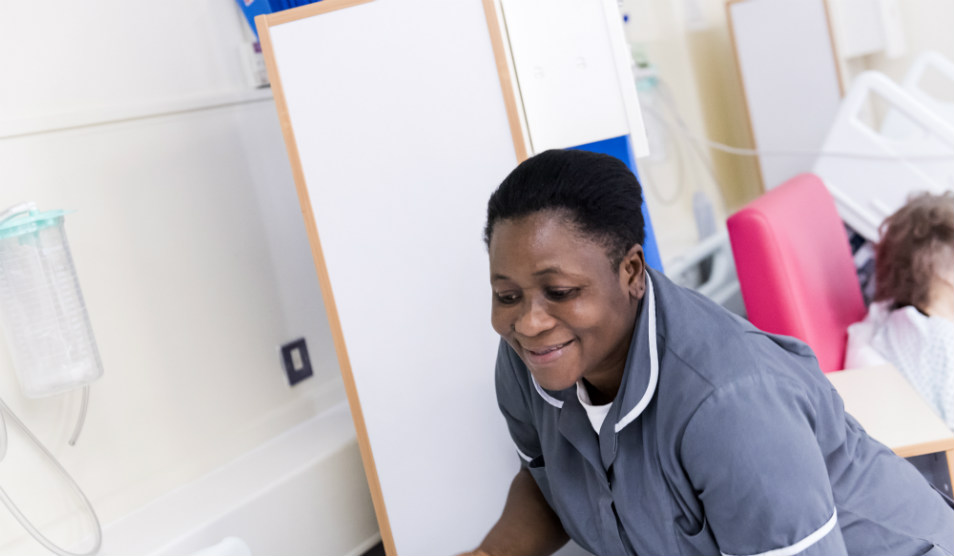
[525,340,573,357]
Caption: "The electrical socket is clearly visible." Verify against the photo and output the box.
[280,338,313,386]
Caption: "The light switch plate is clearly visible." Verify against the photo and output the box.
[281,338,313,386]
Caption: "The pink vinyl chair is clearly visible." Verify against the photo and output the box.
[727,173,867,373]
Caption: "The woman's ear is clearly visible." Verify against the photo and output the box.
[620,244,646,300]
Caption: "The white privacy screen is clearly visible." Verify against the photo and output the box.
[261,0,523,553]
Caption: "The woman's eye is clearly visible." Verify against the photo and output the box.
[495,292,520,304]
[546,288,577,301]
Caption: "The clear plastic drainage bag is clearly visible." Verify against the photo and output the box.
[0,204,103,398]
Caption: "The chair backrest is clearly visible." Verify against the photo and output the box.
[727,173,867,372]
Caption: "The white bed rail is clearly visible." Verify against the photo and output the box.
[813,70,954,240]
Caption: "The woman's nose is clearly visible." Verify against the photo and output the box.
[513,297,555,337]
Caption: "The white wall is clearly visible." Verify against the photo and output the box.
[0,1,368,553]
[834,0,954,87]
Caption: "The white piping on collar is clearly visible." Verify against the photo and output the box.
[531,373,564,408]
[720,509,837,556]
[614,272,659,433]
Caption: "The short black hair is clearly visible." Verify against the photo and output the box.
[484,149,646,268]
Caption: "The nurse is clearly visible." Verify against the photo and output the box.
[468,149,954,556]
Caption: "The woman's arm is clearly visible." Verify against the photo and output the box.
[681,377,848,556]
[466,467,569,556]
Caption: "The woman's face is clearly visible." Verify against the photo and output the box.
[489,211,645,395]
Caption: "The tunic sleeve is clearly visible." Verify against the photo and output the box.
[494,340,542,467]
[680,375,848,556]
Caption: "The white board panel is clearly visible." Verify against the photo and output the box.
[501,0,632,151]
[265,1,520,553]
[730,0,843,189]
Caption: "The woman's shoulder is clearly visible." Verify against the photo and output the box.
[869,303,954,379]
[844,301,952,369]
[875,304,952,349]
[653,273,817,387]
[886,304,953,330]
[845,301,892,369]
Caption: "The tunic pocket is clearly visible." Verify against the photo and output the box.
[526,457,549,493]
[525,457,556,517]
[675,516,719,556]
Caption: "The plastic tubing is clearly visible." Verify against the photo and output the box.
[649,77,954,162]
[67,386,90,447]
[0,397,102,556]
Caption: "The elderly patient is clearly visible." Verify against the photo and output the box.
[463,150,953,556]
[846,191,954,429]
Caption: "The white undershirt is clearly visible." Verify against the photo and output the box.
[576,380,613,434]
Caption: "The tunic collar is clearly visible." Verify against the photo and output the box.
[612,269,660,433]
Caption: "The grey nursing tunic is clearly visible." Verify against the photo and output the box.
[495,268,954,556]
